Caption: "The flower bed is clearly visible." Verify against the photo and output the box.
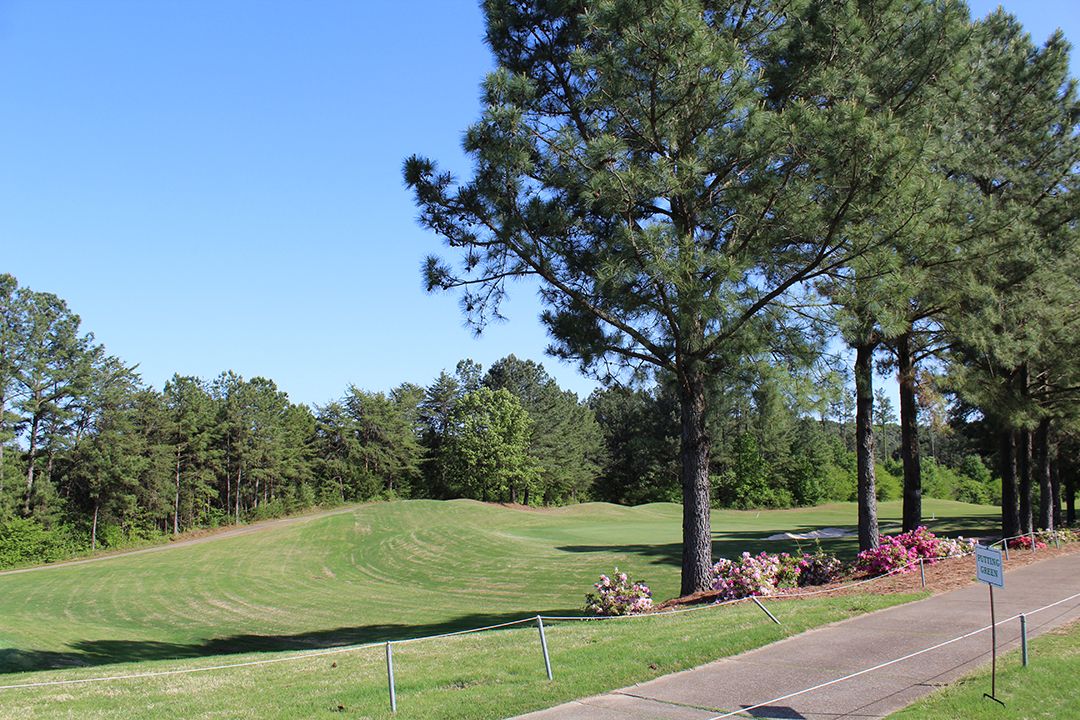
[1008,535,1048,551]
[584,568,653,615]
[856,526,974,575]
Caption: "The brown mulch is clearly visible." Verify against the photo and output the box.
[654,542,1080,611]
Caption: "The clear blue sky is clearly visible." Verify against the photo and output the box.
[1,1,1075,407]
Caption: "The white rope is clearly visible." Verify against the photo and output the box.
[0,618,542,691]
[703,589,1080,720]
[0,642,384,691]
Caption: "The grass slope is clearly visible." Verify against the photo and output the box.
[889,620,1080,719]
[0,498,996,718]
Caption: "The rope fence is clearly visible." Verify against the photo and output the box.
[703,588,1080,720]
[0,528,1074,716]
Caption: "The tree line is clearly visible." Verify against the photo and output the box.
[405,0,1079,594]
[3,268,1069,569]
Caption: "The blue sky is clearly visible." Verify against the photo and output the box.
[1,1,1075,407]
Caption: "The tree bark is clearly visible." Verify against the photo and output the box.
[174,449,182,536]
[1035,418,1053,531]
[999,429,1021,539]
[678,366,712,597]
[91,499,99,552]
[23,413,41,515]
[1018,427,1033,534]
[234,467,242,523]
[897,333,922,532]
[855,343,879,551]
[1052,447,1063,529]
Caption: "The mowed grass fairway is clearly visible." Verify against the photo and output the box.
[0,499,997,719]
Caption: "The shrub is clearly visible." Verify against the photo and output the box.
[936,536,977,558]
[584,568,652,616]
[855,538,917,576]
[953,476,991,505]
[710,551,802,601]
[1055,528,1078,543]
[0,517,82,569]
[875,464,902,501]
[797,550,845,586]
[855,526,947,575]
[1007,535,1048,551]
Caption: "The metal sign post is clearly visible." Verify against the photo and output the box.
[975,544,1005,707]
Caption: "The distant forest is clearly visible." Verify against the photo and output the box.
[1,272,1074,568]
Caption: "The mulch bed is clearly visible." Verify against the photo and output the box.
[654,542,1080,610]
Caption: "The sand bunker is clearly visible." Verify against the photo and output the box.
[765,527,854,541]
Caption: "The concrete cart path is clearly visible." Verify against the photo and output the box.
[514,550,1080,720]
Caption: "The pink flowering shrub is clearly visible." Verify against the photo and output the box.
[855,538,917,575]
[797,550,845,586]
[856,526,960,575]
[710,551,801,601]
[584,568,652,616]
[1007,535,1048,550]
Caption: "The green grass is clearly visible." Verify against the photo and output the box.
[889,620,1080,720]
[0,498,996,718]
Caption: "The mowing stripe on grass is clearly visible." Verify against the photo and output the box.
[0,559,967,693]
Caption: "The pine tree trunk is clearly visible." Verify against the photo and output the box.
[999,429,1021,539]
[235,467,242,523]
[855,343,879,551]
[174,449,181,536]
[1018,427,1033,534]
[678,366,712,597]
[897,334,922,532]
[23,414,41,515]
[1035,418,1053,531]
[91,500,99,552]
[1052,447,1063,529]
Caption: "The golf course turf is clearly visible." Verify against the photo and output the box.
[0,498,999,718]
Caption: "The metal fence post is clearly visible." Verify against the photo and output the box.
[1020,614,1029,667]
[536,616,553,680]
[1004,540,1010,560]
[1030,531,1037,554]
[919,558,926,588]
[386,642,397,713]
[752,596,781,625]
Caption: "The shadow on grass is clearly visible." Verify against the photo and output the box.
[558,527,863,569]
[0,608,581,675]
[556,514,1000,568]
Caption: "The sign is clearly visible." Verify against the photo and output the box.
[975,544,1004,587]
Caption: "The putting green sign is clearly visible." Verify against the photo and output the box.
[975,545,1004,587]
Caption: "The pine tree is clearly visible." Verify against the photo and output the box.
[943,11,1079,538]
[483,355,603,503]
[406,0,969,592]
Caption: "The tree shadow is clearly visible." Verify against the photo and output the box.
[558,525,863,568]
[0,607,580,675]
[556,514,1000,568]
